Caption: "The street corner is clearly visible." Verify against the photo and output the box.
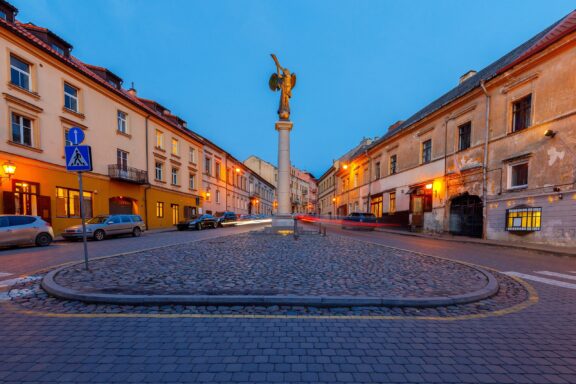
[5,232,536,321]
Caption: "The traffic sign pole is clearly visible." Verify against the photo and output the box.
[78,171,89,270]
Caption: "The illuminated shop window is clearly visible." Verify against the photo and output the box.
[506,207,541,232]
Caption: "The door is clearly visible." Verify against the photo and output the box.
[411,196,424,227]
[105,215,124,235]
[171,204,179,225]
[449,194,483,237]
[109,197,134,214]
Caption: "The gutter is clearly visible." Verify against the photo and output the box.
[480,81,490,240]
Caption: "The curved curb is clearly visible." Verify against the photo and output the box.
[41,262,499,309]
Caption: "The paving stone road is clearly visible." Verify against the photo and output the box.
[0,228,575,383]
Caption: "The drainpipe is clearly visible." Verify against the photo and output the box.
[143,115,151,227]
[365,149,371,213]
[480,81,490,240]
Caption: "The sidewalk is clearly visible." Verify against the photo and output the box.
[374,227,576,257]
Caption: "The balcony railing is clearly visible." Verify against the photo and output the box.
[108,164,148,184]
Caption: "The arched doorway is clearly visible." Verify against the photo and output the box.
[449,194,483,237]
[109,197,137,215]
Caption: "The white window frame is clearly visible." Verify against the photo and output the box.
[116,149,128,171]
[11,113,33,146]
[117,110,128,134]
[171,167,179,185]
[64,83,79,112]
[508,160,529,190]
[155,162,163,181]
[189,173,196,190]
[10,55,31,90]
[189,147,196,163]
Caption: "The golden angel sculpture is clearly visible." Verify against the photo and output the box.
[269,54,296,121]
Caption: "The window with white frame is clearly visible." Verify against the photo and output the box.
[155,130,164,149]
[171,167,179,185]
[189,173,196,189]
[116,149,128,171]
[189,147,196,163]
[10,55,30,90]
[64,83,79,112]
[509,161,528,189]
[117,111,128,134]
[155,161,163,181]
[11,113,33,146]
[216,190,220,203]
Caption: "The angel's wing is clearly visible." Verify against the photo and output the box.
[269,73,280,91]
[291,73,297,89]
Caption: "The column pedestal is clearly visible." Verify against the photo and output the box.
[272,120,294,229]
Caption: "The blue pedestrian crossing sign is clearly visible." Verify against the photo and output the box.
[65,145,92,172]
[67,127,85,145]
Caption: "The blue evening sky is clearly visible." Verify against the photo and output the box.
[16,1,574,177]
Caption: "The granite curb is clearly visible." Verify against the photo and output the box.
[41,244,500,308]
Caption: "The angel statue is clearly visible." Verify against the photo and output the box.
[269,54,296,120]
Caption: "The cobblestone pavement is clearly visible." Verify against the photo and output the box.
[1,229,575,383]
[52,233,488,298]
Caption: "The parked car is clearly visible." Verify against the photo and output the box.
[214,211,238,227]
[0,215,54,247]
[176,214,217,231]
[341,212,377,230]
[62,214,146,241]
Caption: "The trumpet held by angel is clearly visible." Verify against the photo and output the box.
[269,54,297,121]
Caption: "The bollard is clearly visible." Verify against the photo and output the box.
[322,226,327,237]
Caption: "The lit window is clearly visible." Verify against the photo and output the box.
[155,130,164,149]
[10,55,30,90]
[422,140,432,164]
[171,167,178,185]
[506,207,541,232]
[56,187,92,218]
[11,113,33,146]
[458,122,471,151]
[156,202,164,218]
[510,162,528,189]
[117,111,127,134]
[389,192,396,214]
[64,83,79,112]
[155,162,163,181]
[512,94,532,132]
[171,138,179,156]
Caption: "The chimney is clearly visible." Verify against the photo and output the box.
[388,120,404,132]
[127,82,137,97]
[459,70,477,84]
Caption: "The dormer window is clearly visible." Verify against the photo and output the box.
[0,10,7,20]
[51,43,65,56]
[0,1,17,22]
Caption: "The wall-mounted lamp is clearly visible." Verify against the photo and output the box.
[235,167,241,173]
[1,161,16,184]
[425,183,433,190]
[342,164,348,170]
[332,197,336,203]
[544,129,556,138]
[205,186,211,199]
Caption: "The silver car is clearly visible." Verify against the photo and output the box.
[62,214,146,241]
[0,215,54,247]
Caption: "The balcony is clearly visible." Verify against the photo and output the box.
[108,164,148,184]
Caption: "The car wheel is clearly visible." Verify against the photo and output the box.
[35,232,52,247]
[93,229,105,241]
[132,227,142,237]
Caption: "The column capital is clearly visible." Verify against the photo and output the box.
[275,121,293,131]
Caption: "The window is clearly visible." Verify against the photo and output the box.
[422,140,432,164]
[389,192,396,214]
[117,149,128,171]
[156,202,164,218]
[56,187,93,218]
[11,113,33,146]
[205,157,212,175]
[155,130,164,149]
[0,10,7,20]
[506,207,541,232]
[189,147,196,163]
[64,83,78,112]
[458,122,471,151]
[389,155,397,175]
[216,190,220,203]
[374,162,381,180]
[215,162,221,179]
[512,94,532,132]
[353,172,358,188]
[171,167,178,185]
[117,111,127,134]
[189,173,196,189]
[171,204,179,225]
[155,162,163,181]
[171,138,179,156]
[51,44,65,56]
[510,162,528,189]
[10,55,30,90]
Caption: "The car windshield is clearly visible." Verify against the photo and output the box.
[86,216,109,224]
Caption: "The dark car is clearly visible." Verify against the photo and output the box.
[176,214,217,231]
[214,211,238,227]
[341,212,377,230]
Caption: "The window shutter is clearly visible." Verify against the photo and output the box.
[37,195,52,223]
[3,191,15,214]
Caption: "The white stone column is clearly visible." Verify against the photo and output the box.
[273,120,294,227]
